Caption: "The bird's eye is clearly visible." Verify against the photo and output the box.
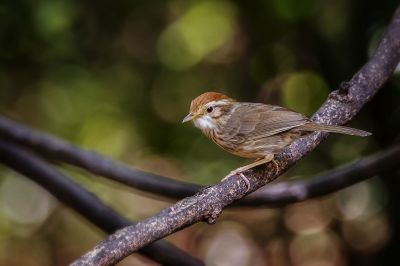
[206,106,213,113]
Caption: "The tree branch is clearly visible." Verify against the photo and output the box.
[243,143,400,206]
[0,140,203,266]
[0,115,200,198]
[71,5,400,266]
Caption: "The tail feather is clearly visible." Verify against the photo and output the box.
[299,123,371,137]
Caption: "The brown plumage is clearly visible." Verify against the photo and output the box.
[182,92,371,189]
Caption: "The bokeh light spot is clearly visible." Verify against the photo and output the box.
[200,222,259,266]
[78,114,138,158]
[34,1,76,37]
[336,179,387,221]
[157,1,237,70]
[342,214,390,253]
[282,71,329,116]
[0,173,56,226]
[285,199,333,234]
[289,231,343,266]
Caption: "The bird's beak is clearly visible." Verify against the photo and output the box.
[182,113,194,123]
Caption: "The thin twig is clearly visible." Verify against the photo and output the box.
[72,5,400,266]
[0,140,204,266]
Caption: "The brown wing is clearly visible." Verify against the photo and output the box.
[223,103,309,140]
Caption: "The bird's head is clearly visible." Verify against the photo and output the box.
[182,92,235,130]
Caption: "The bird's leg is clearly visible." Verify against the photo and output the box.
[222,154,275,192]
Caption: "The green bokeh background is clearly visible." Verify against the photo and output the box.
[0,0,399,265]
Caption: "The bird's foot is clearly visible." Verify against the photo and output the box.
[271,159,279,176]
[222,170,251,192]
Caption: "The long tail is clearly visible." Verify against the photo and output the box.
[298,123,371,137]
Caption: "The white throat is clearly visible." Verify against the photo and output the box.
[193,116,216,130]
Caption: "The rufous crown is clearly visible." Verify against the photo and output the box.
[190,92,233,113]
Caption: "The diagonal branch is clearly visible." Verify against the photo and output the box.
[72,5,400,266]
[0,140,203,266]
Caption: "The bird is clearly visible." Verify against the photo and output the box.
[182,92,371,190]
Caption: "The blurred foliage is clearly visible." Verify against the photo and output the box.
[0,0,400,265]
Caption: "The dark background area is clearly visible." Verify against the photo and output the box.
[0,0,399,265]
